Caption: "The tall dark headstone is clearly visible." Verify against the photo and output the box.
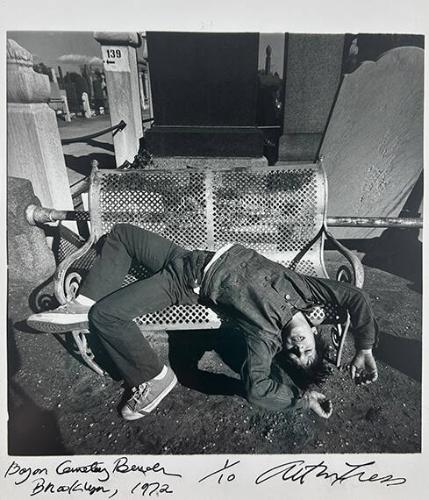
[145,32,264,158]
[279,34,345,162]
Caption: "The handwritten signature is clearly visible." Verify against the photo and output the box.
[197,458,406,488]
[254,460,406,487]
[3,457,407,497]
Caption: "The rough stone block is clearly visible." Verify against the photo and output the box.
[8,176,56,312]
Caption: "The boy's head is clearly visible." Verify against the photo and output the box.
[281,311,332,388]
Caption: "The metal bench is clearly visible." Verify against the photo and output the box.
[27,161,364,376]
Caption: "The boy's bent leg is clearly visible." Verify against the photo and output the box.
[28,224,188,332]
[81,223,188,302]
[88,269,178,387]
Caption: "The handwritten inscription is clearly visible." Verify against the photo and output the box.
[131,481,174,496]
[4,462,48,485]
[198,458,240,484]
[30,478,114,497]
[255,460,406,487]
[3,457,407,497]
[4,458,182,497]
[112,456,182,479]
[56,460,110,482]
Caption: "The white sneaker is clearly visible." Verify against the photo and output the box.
[27,300,90,333]
[121,367,178,421]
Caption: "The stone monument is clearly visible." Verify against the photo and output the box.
[145,32,267,168]
[7,38,75,232]
[320,47,424,239]
[94,32,143,167]
[279,34,345,162]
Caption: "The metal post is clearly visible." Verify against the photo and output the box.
[326,216,423,228]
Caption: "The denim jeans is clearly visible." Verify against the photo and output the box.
[80,224,197,387]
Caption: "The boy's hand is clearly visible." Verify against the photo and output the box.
[304,390,333,419]
[349,349,378,385]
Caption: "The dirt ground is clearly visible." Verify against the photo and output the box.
[7,248,421,456]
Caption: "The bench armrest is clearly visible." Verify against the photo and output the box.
[54,232,97,304]
[323,225,364,288]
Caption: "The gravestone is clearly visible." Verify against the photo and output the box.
[82,92,91,118]
[8,177,56,313]
[278,34,345,161]
[7,38,76,233]
[94,32,143,166]
[145,32,265,160]
[320,47,424,239]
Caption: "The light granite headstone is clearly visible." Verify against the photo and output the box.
[320,47,424,239]
[7,38,76,233]
[82,91,91,118]
[94,32,143,166]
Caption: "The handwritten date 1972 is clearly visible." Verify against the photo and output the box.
[131,481,173,496]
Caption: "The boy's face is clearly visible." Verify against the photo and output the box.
[283,313,317,368]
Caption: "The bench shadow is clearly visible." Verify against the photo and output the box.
[167,326,246,397]
[374,332,422,382]
[362,228,422,293]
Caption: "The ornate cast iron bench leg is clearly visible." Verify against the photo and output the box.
[72,330,105,377]
[323,225,365,367]
[331,314,351,368]
[55,231,106,376]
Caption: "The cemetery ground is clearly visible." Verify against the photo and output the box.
[7,116,422,455]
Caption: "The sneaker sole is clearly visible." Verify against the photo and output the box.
[27,318,89,333]
[122,374,178,421]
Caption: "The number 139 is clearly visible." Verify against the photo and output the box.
[106,49,122,58]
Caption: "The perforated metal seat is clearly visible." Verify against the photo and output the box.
[55,162,363,374]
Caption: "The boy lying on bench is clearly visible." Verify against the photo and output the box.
[28,224,379,421]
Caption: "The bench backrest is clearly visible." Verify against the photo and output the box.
[89,162,328,279]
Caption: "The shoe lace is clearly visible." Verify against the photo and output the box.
[56,303,71,311]
[129,382,151,408]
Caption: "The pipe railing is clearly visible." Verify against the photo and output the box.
[326,216,423,228]
[25,205,90,224]
[26,204,423,229]
[61,120,126,145]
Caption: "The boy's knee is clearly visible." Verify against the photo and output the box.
[88,302,110,327]
[89,301,126,330]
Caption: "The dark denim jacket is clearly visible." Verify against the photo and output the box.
[196,244,379,411]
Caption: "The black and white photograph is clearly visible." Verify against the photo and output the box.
[1,1,428,499]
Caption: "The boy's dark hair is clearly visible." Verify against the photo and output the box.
[278,332,333,390]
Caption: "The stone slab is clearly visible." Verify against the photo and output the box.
[320,47,424,239]
[151,156,268,170]
[7,39,76,233]
[8,177,56,312]
[278,133,322,161]
[101,45,143,165]
[146,32,259,127]
[145,126,264,158]
[279,34,344,162]
[145,32,263,158]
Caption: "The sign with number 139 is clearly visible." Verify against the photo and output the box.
[101,46,130,72]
